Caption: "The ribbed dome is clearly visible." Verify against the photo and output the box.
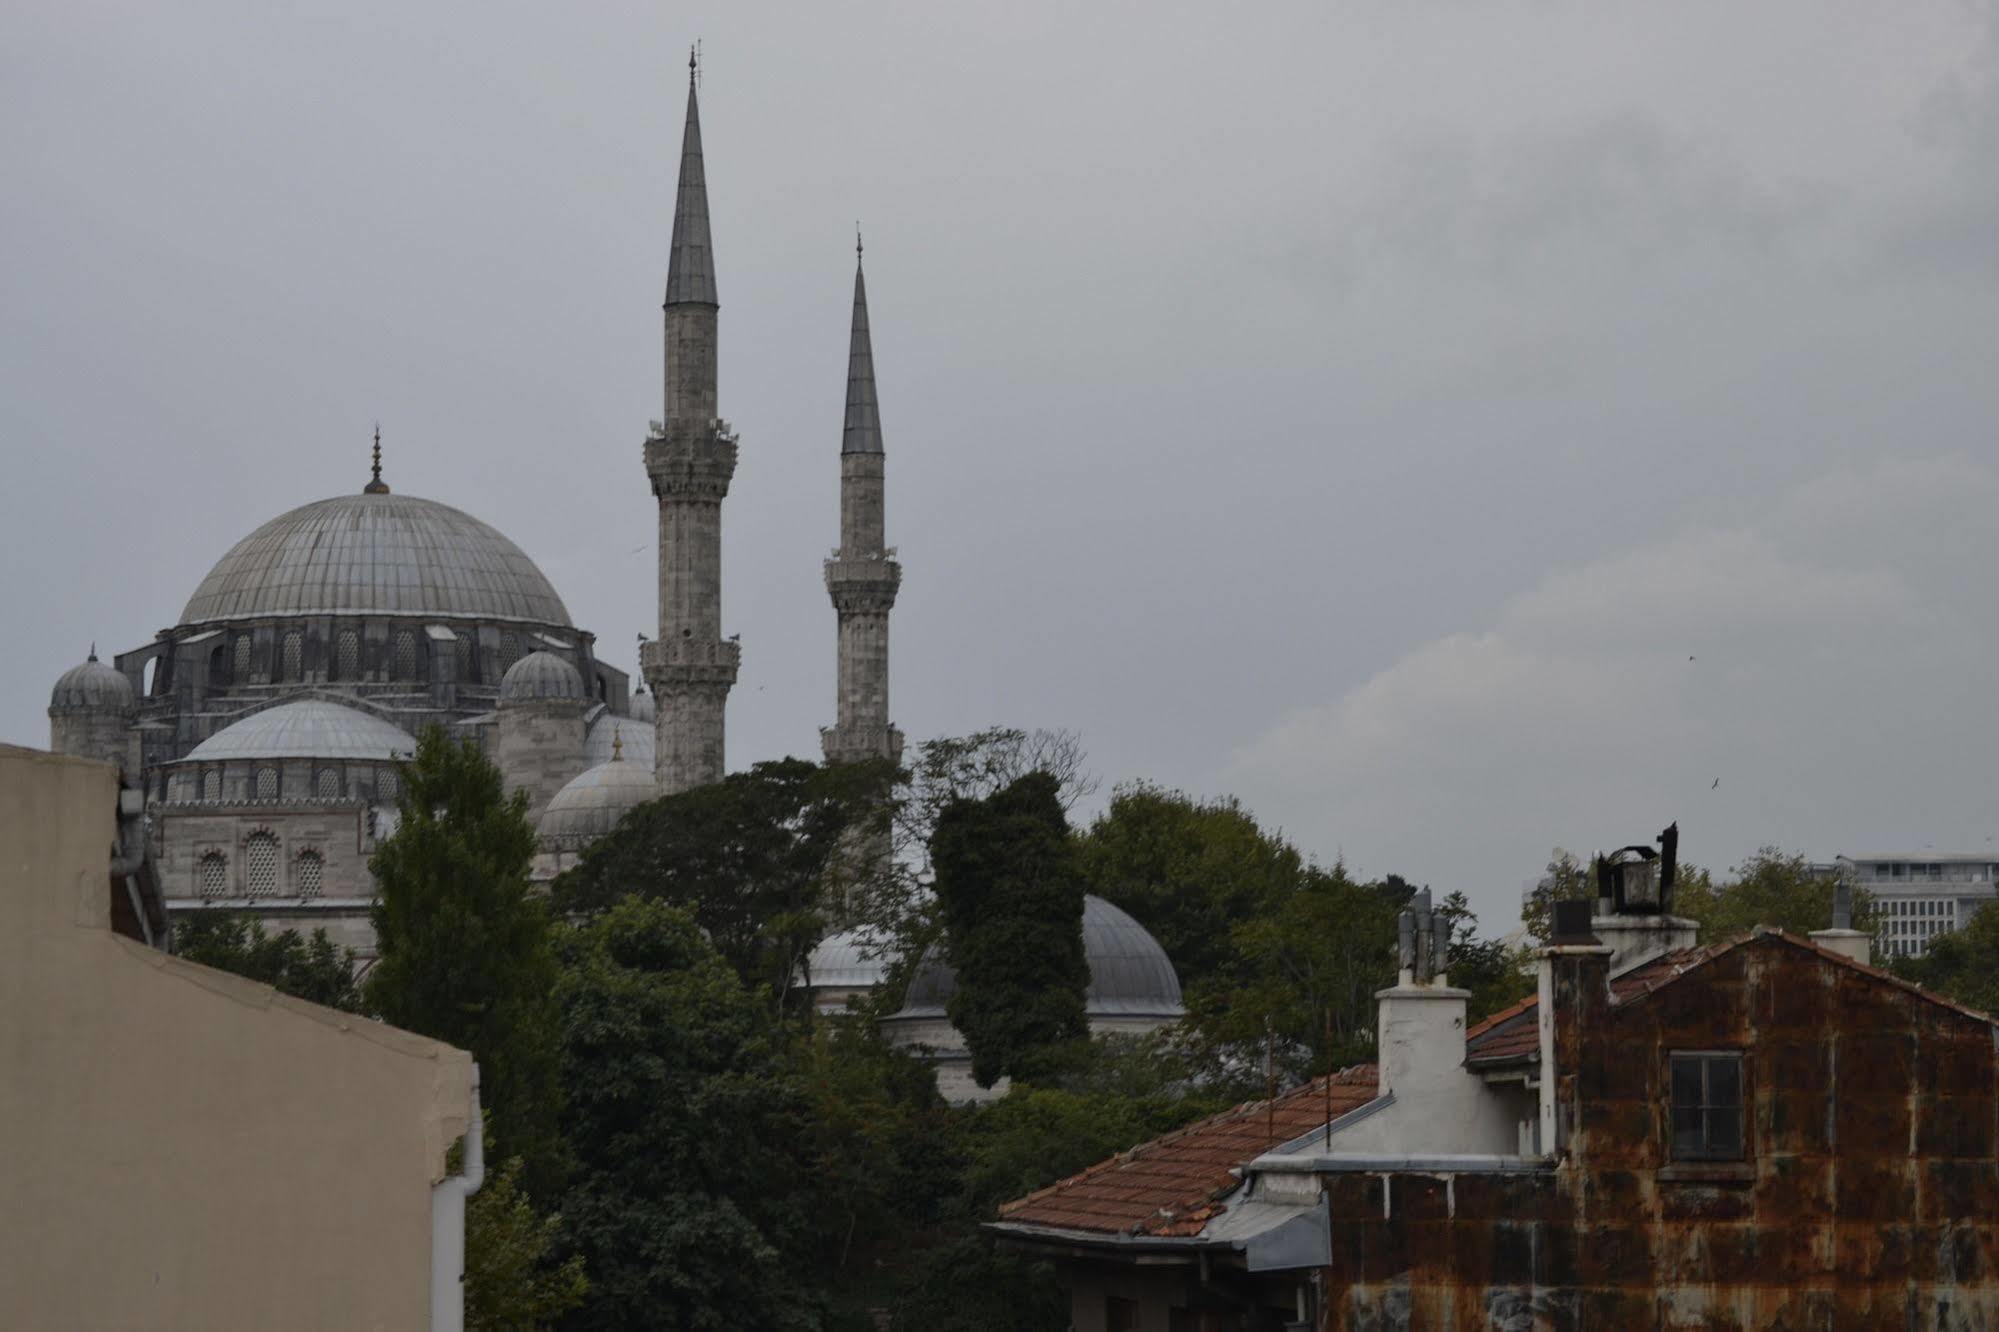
[186,699,416,763]
[584,712,654,768]
[894,896,1184,1019]
[538,757,657,850]
[501,651,584,702]
[50,654,134,712]
[180,492,571,627]
[807,928,894,991]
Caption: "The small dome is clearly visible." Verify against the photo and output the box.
[584,712,654,769]
[185,699,416,763]
[628,688,656,723]
[501,651,584,702]
[893,896,1184,1020]
[538,755,657,850]
[50,652,134,713]
[806,928,895,992]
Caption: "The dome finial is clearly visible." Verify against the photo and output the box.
[364,423,390,494]
[612,726,624,762]
[87,641,97,662]
[856,222,863,262]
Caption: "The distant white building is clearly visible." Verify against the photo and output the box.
[1823,855,1999,959]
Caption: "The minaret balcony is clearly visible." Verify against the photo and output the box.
[824,557,901,612]
[639,636,741,688]
[644,421,739,501]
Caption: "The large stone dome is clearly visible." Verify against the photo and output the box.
[893,895,1185,1021]
[179,492,571,628]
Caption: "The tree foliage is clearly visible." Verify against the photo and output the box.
[1436,890,1536,1022]
[465,1153,588,1332]
[1520,848,1592,944]
[1674,847,1876,942]
[1893,900,1999,1016]
[554,758,890,1008]
[171,913,362,1012]
[932,772,1090,1088]
[367,726,565,1195]
[1077,783,1309,994]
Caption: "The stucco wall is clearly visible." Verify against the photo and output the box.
[0,744,472,1331]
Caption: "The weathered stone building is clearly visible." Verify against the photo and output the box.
[996,863,1999,1329]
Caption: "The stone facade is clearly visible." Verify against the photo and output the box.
[642,67,739,796]
[497,695,589,829]
[821,253,903,768]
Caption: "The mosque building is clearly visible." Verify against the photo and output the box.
[44,55,1182,1055]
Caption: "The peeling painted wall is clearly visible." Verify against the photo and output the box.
[1319,935,1999,1329]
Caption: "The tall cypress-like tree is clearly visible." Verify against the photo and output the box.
[367,727,565,1194]
[932,771,1089,1088]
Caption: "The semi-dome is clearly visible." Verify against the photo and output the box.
[538,754,657,850]
[50,652,134,712]
[185,699,417,763]
[893,895,1184,1020]
[501,651,584,702]
[180,492,571,628]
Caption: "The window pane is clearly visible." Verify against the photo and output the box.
[1707,1107,1743,1158]
[1672,1107,1705,1159]
[1671,1056,1702,1107]
[1706,1057,1742,1108]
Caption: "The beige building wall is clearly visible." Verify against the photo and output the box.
[0,744,473,1332]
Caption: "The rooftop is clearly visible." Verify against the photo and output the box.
[997,1066,1379,1239]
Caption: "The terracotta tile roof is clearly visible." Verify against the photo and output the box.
[997,1065,1380,1238]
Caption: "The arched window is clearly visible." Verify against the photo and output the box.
[200,769,221,802]
[294,849,324,900]
[457,636,475,681]
[198,851,228,900]
[335,630,360,680]
[244,833,279,898]
[208,642,229,687]
[281,630,304,682]
[233,635,252,680]
[315,768,341,799]
[500,630,522,675]
[254,766,278,800]
[393,631,419,679]
[378,768,401,801]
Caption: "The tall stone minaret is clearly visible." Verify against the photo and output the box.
[821,236,903,767]
[642,51,739,794]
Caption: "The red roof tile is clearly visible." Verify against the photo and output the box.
[997,1065,1380,1237]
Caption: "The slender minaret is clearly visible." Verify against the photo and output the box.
[642,50,739,794]
[821,233,903,767]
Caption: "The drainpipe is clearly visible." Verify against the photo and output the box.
[431,1065,484,1332]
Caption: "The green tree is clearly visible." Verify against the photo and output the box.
[465,1153,588,1332]
[1520,848,1592,943]
[551,898,821,1331]
[1674,847,1875,943]
[171,913,361,1012]
[1077,783,1310,993]
[554,757,891,1009]
[1189,863,1398,1078]
[1894,900,1999,1015]
[932,772,1090,1088]
[367,727,564,1196]
[1435,890,1535,1023]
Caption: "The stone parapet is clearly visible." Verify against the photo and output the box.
[821,723,905,767]
[644,422,739,501]
[824,557,901,613]
[639,637,741,689]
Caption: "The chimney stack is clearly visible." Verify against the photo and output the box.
[1810,874,1872,963]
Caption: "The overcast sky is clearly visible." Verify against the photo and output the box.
[4,3,1996,928]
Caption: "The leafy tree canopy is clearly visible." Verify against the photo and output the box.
[932,772,1091,1088]
[554,757,893,1008]
[1674,847,1875,942]
[1893,899,1999,1016]
[367,726,564,1196]
[1077,783,1310,993]
[171,913,361,1013]
[465,1151,588,1332]
[1520,848,1593,944]
[1436,890,1536,1022]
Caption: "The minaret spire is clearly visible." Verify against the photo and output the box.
[363,423,390,494]
[642,48,739,794]
[823,237,903,768]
